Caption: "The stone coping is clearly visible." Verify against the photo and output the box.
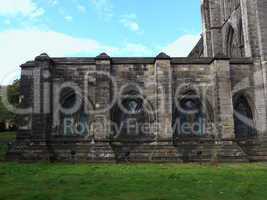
[20,57,254,68]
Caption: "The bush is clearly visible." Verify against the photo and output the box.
[0,121,6,132]
[0,144,7,161]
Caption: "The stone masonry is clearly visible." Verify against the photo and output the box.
[7,0,267,163]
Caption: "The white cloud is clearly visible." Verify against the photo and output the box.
[0,28,117,84]
[48,0,58,6]
[64,16,73,22]
[77,5,86,13]
[90,0,113,20]
[120,14,140,32]
[120,20,139,32]
[0,28,155,84]
[163,34,201,57]
[30,8,45,18]
[0,28,200,85]
[0,0,44,18]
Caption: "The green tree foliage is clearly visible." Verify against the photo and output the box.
[7,80,20,107]
[0,80,20,129]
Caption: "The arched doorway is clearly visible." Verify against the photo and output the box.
[233,96,256,138]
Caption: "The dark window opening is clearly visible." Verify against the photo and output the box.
[234,96,256,138]
[173,94,206,137]
[226,25,235,57]
[60,94,89,136]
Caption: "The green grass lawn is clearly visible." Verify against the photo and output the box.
[0,133,266,199]
[0,163,267,200]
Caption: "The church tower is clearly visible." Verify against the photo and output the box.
[201,0,267,61]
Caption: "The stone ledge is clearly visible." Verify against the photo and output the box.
[35,57,255,66]
[230,58,254,64]
[20,61,35,68]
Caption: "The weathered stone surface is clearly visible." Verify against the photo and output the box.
[7,0,267,163]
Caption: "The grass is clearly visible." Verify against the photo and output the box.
[0,163,267,200]
[0,133,266,199]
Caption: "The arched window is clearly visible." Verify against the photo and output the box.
[234,96,256,138]
[226,25,235,57]
[123,98,143,114]
[111,92,155,141]
[118,97,145,136]
[60,93,89,136]
[239,20,245,57]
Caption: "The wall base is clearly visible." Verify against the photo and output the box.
[7,138,267,163]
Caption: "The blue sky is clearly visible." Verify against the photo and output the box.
[0,0,202,84]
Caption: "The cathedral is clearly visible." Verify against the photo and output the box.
[7,0,267,162]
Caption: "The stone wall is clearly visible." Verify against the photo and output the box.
[6,0,267,163]
[7,53,267,163]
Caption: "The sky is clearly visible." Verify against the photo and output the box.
[0,0,202,84]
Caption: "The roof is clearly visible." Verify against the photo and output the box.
[20,55,254,68]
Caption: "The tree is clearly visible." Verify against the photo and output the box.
[0,80,20,131]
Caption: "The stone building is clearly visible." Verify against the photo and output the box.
[7,0,267,162]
